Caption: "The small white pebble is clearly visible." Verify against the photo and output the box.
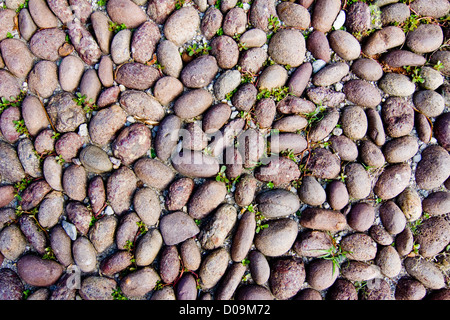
[312,59,327,73]
[62,220,77,241]
[419,143,428,151]
[127,116,136,123]
[109,157,121,168]
[333,10,346,30]
[78,123,88,136]
[72,158,81,165]
[334,82,343,91]
[230,111,239,119]
[104,206,114,216]
[119,84,126,92]
[332,127,343,136]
